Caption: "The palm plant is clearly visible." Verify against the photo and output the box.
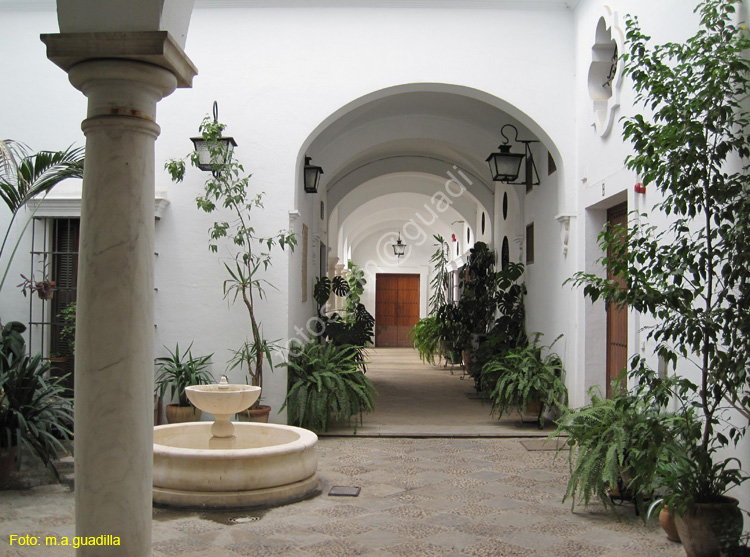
[281,341,376,433]
[0,140,84,297]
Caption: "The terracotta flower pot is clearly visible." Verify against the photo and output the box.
[236,404,271,423]
[165,404,201,424]
[659,505,681,543]
[674,496,743,557]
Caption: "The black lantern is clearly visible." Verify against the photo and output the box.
[190,101,237,176]
[486,124,539,187]
[392,233,406,257]
[303,156,324,194]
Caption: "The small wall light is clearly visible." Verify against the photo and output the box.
[392,232,407,257]
[486,124,540,187]
[304,156,324,194]
[190,101,237,176]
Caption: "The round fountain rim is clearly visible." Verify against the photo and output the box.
[185,384,261,393]
[153,422,318,460]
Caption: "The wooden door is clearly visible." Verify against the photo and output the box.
[375,274,420,347]
[606,203,628,397]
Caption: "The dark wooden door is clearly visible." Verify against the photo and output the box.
[375,274,420,347]
[606,203,628,397]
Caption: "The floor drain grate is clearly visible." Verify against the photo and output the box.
[328,486,361,497]
[228,516,261,524]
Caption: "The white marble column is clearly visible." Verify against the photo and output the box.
[42,33,196,557]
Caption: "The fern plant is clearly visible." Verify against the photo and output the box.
[482,333,567,426]
[281,342,377,433]
[408,315,442,365]
[550,368,682,515]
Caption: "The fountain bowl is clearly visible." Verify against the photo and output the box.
[153,422,318,509]
[185,382,261,416]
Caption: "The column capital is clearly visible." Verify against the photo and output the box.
[40,31,197,88]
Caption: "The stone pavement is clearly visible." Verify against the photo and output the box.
[0,349,686,555]
[1,437,683,556]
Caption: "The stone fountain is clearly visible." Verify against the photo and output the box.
[153,377,318,509]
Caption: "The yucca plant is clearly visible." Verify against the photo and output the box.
[281,342,377,433]
[482,333,567,427]
[154,343,214,407]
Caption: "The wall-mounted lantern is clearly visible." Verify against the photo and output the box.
[190,101,237,177]
[486,124,540,187]
[304,156,324,194]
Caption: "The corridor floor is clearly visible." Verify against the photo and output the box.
[326,348,555,437]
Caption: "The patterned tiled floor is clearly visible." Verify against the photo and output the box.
[0,437,685,556]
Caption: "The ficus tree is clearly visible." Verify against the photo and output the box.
[569,0,749,508]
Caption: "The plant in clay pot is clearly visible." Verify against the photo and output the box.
[281,340,376,433]
[154,343,214,424]
[550,370,681,515]
[17,273,55,300]
[569,1,750,553]
[482,333,568,428]
[166,108,295,412]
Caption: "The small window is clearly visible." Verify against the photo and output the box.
[526,223,534,265]
[502,192,508,220]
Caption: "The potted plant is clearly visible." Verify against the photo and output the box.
[154,343,214,424]
[435,302,469,365]
[312,274,374,372]
[166,113,295,415]
[17,272,55,300]
[227,341,273,422]
[550,368,681,515]
[481,333,568,428]
[474,261,528,390]
[570,2,750,553]
[0,321,73,487]
[408,315,442,366]
[281,340,376,433]
[410,236,452,366]
[457,241,500,376]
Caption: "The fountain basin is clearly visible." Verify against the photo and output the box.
[153,422,318,509]
[185,382,261,416]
